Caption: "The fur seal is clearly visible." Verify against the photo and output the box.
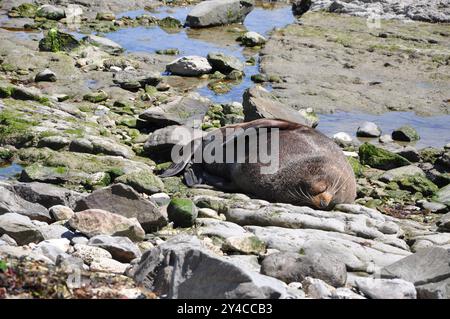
[160,119,356,210]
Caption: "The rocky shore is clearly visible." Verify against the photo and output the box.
[0,0,449,299]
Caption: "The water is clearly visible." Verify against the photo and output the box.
[2,4,448,147]
[318,111,450,148]
[0,163,23,180]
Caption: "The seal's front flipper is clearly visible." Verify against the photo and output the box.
[184,165,236,192]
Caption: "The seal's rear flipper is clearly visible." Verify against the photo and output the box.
[159,161,187,177]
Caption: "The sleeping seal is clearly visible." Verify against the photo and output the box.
[160,119,356,210]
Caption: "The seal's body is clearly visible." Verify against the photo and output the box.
[161,119,356,210]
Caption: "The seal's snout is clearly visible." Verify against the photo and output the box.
[312,191,333,210]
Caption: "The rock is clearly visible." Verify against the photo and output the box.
[33,238,71,263]
[38,136,70,150]
[416,278,450,299]
[292,0,312,16]
[302,277,335,299]
[198,208,224,220]
[379,165,425,182]
[11,86,42,101]
[436,184,450,206]
[39,29,80,52]
[149,193,171,207]
[74,184,167,232]
[8,3,38,18]
[12,182,81,209]
[0,213,44,245]
[185,0,254,28]
[132,235,295,298]
[247,226,410,273]
[71,236,89,245]
[113,70,162,91]
[88,235,141,263]
[36,5,65,20]
[0,234,17,246]
[0,185,51,222]
[72,244,112,265]
[84,136,134,159]
[68,209,145,242]
[166,56,212,76]
[207,52,244,74]
[90,257,129,274]
[139,94,211,129]
[39,223,74,241]
[115,172,164,195]
[359,143,410,170]
[84,35,124,55]
[143,125,205,156]
[167,198,198,228]
[422,201,447,214]
[381,247,450,285]
[261,252,347,287]
[223,235,266,255]
[355,278,416,299]
[356,121,381,137]
[35,69,57,82]
[96,12,115,21]
[83,90,108,103]
[437,213,450,232]
[333,132,353,146]
[396,175,438,196]
[392,126,420,142]
[240,31,267,47]
[396,146,420,162]
[379,134,393,144]
[332,287,366,299]
[56,255,85,273]
[243,86,315,127]
[49,205,74,221]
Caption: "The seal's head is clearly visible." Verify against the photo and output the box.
[287,160,356,210]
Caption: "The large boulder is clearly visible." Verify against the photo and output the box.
[74,183,167,232]
[36,5,65,20]
[261,252,347,287]
[381,247,450,286]
[83,35,124,55]
[11,182,82,209]
[0,185,51,222]
[359,143,410,170]
[139,93,211,129]
[166,56,212,76]
[68,209,146,242]
[88,235,141,263]
[132,235,296,298]
[39,29,80,52]
[243,86,317,127]
[185,0,254,28]
[207,52,244,74]
[0,213,45,245]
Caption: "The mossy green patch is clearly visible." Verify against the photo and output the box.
[347,157,364,177]
[0,110,37,146]
[167,198,198,228]
[359,143,410,170]
[395,174,439,196]
[38,28,80,52]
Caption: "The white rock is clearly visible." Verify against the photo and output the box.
[166,56,212,76]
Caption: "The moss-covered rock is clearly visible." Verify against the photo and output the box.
[0,111,37,147]
[223,235,266,255]
[83,90,108,103]
[0,86,13,98]
[392,125,420,142]
[158,16,182,29]
[395,174,439,196]
[347,157,364,177]
[0,147,13,161]
[155,48,180,55]
[167,198,198,228]
[115,171,164,194]
[39,29,80,52]
[8,3,38,18]
[161,176,189,196]
[419,147,443,164]
[359,143,410,170]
